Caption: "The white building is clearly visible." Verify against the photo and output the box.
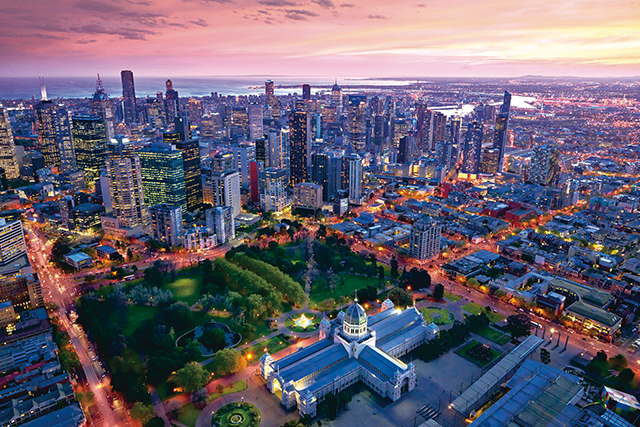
[261,299,439,417]
[205,206,235,244]
[182,226,216,251]
[348,154,365,205]
[232,143,255,188]
[248,104,263,142]
[149,204,183,247]
[260,167,290,214]
[293,182,323,210]
[409,215,441,260]
[210,170,241,217]
[0,219,27,266]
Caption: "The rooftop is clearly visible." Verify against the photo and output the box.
[566,300,621,327]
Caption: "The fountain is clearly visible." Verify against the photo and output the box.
[295,313,312,329]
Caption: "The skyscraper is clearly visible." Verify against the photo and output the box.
[331,80,342,112]
[409,216,441,260]
[248,104,263,142]
[462,122,483,174]
[91,75,115,140]
[34,99,76,173]
[146,95,166,128]
[0,107,20,180]
[429,111,447,151]
[210,170,241,217]
[302,84,311,101]
[165,79,179,121]
[174,139,203,211]
[174,115,190,141]
[120,70,137,124]
[149,204,183,247]
[265,80,280,119]
[138,145,187,212]
[205,206,235,244]
[310,152,329,202]
[348,154,364,205]
[72,115,107,187]
[480,148,500,174]
[492,91,512,173]
[232,143,256,188]
[106,137,150,232]
[260,167,289,213]
[529,144,561,187]
[289,108,310,186]
[347,95,367,150]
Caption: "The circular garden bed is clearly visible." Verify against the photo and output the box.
[421,307,455,326]
[284,312,321,333]
[176,322,242,356]
[212,402,261,427]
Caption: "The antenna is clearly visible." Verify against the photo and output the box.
[354,290,358,303]
[39,75,48,101]
[96,74,104,91]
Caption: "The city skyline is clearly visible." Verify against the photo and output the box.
[1,0,639,78]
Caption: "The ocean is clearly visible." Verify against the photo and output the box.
[0,76,417,100]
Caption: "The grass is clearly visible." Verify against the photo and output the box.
[309,274,392,308]
[443,291,461,302]
[456,340,501,367]
[462,302,506,323]
[122,306,160,337]
[177,403,200,427]
[475,326,510,345]
[165,275,202,305]
[241,334,292,364]
[211,402,261,427]
[421,307,455,326]
[208,380,248,400]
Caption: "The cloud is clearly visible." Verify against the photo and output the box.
[312,0,335,8]
[74,0,122,13]
[76,39,98,44]
[31,33,68,40]
[189,18,209,27]
[416,3,427,7]
[181,0,234,3]
[339,3,355,6]
[367,14,387,19]
[284,8,320,20]
[259,0,298,5]
[69,24,156,40]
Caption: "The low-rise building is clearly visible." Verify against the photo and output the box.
[565,300,622,337]
[95,245,119,260]
[63,252,93,270]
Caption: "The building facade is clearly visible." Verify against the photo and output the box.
[138,145,187,212]
[409,216,442,260]
[150,204,183,247]
[72,115,107,187]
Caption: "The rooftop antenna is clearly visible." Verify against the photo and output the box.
[96,74,104,91]
[39,75,48,101]
[354,290,358,303]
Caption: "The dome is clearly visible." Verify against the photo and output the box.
[344,301,367,327]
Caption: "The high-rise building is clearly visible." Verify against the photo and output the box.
[106,137,150,232]
[492,91,512,173]
[210,170,241,217]
[0,107,20,180]
[529,144,561,187]
[327,155,344,201]
[265,80,280,119]
[120,70,137,124]
[174,139,203,212]
[200,114,221,140]
[91,75,115,140]
[150,204,183,247]
[398,136,416,164]
[165,79,179,121]
[72,115,107,187]
[248,104,263,142]
[331,80,342,111]
[146,96,166,128]
[233,143,256,188]
[211,152,235,173]
[289,108,310,186]
[480,147,500,174]
[232,107,249,136]
[0,219,27,266]
[255,138,267,165]
[293,182,322,209]
[462,122,483,174]
[174,115,190,141]
[206,206,235,244]
[409,216,441,260]
[348,154,364,205]
[260,167,289,213]
[310,152,329,201]
[34,100,76,173]
[249,160,263,204]
[138,145,187,211]
[429,111,447,151]
[187,98,203,124]
[302,84,311,101]
[347,95,367,150]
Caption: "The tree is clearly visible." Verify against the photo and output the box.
[130,402,156,425]
[390,257,399,278]
[596,350,608,362]
[433,283,444,301]
[611,354,629,370]
[540,348,551,365]
[212,348,247,376]
[378,265,384,279]
[159,302,193,332]
[199,328,227,353]
[127,248,134,259]
[185,339,203,359]
[145,417,165,427]
[144,266,164,287]
[388,287,413,308]
[505,314,532,339]
[175,362,210,393]
[85,391,95,404]
[618,368,635,383]
[316,224,327,239]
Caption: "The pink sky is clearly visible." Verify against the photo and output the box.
[1,0,639,77]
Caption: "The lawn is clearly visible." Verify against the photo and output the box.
[165,275,202,305]
[421,307,455,326]
[122,306,160,337]
[475,326,510,345]
[309,274,392,308]
[208,380,248,400]
[177,403,200,427]
[456,340,501,367]
[462,302,505,323]
[443,291,461,302]
[241,334,293,364]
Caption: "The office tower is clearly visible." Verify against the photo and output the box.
[392,118,410,149]
[435,140,452,169]
[58,196,74,230]
[146,96,166,128]
[206,206,235,244]
[0,219,27,266]
[34,99,76,173]
[163,131,182,144]
[492,91,512,173]
[409,216,441,260]
[331,80,342,111]
[263,129,283,169]
[480,147,500,174]
[233,143,255,188]
[289,108,310,186]
[429,111,446,151]
[91,75,115,140]
[248,104,263,142]
[150,204,183,247]
[398,136,416,164]
[347,95,367,150]
[121,70,137,124]
[529,144,561,187]
[278,129,290,177]
[200,114,221,140]
[249,161,262,204]
[72,115,107,187]
[255,138,266,165]
[293,182,322,209]
[450,117,461,145]
[174,139,202,211]
[347,154,364,205]
[231,107,249,136]
[462,122,483,174]
[212,152,235,173]
[265,80,280,119]
[165,79,179,121]
[187,98,203,124]
[302,84,311,101]
[106,137,150,232]
[327,155,344,201]
[210,170,241,217]
[138,145,187,211]
[0,107,20,180]
[174,116,189,141]
[321,105,337,125]
[260,167,289,213]
[311,152,329,201]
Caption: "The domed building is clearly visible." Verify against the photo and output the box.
[260,299,440,417]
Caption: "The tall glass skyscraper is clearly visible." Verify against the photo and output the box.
[492,91,512,173]
[0,106,20,180]
[72,115,107,187]
[347,95,367,151]
[289,109,310,186]
[120,70,137,124]
[34,100,77,173]
[174,139,203,212]
[91,75,115,140]
[462,122,483,174]
[138,145,187,212]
